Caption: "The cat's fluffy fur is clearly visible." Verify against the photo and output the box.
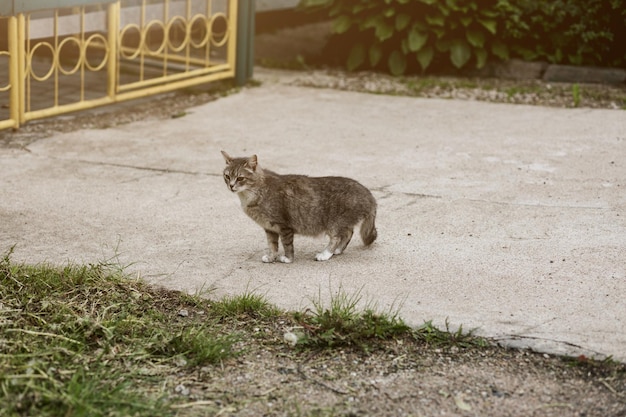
[221,151,377,263]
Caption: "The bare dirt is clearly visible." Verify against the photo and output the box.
[168,311,626,417]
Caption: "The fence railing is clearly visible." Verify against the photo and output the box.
[0,0,254,130]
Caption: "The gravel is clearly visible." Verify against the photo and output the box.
[168,314,626,417]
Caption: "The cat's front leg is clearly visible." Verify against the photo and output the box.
[278,228,295,264]
[262,230,280,263]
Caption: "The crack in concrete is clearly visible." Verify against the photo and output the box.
[372,185,442,200]
[38,153,219,177]
[463,198,609,210]
[374,185,610,211]
[494,334,605,357]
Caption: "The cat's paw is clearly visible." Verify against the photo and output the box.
[315,250,333,261]
[278,255,293,264]
[262,254,276,263]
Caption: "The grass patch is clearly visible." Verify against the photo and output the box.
[291,286,486,352]
[293,286,410,350]
[1,250,536,416]
[0,249,241,417]
[212,290,282,320]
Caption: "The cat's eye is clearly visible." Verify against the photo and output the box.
[223,173,230,181]
[236,176,245,182]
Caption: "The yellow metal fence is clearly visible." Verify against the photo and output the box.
[0,0,237,130]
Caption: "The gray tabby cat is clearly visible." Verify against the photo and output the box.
[221,151,377,263]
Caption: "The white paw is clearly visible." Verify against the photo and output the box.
[333,248,343,255]
[315,250,333,261]
[262,254,276,263]
[278,255,293,264]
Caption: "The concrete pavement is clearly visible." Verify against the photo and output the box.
[1,68,625,360]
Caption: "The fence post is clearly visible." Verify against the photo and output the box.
[235,0,254,86]
[7,16,20,128]
[106,1,119,99]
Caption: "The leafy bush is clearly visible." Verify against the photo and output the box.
[496,0,626,67]
[301,0,507,74]
[299,0,626,74]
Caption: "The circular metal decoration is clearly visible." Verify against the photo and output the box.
[189,14,210,49]
[143,19,167,55]
[208,13,229,47]
[28,42,56,81]
[84,33,109,71]
[0,51,10,92]
[166,16,189,52]
[57,36,82,75]
[119,23,143,60]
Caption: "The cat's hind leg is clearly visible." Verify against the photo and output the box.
[333,229,354,255]
[262,230,280,263]
[315,234,343,261]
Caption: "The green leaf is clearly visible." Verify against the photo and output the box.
[435,38,451,52]
[369,44,383,67]
[479,9,498,18]
[375,20,394,42]
[416,45,434,71]
[383,7,395,17]
[491,40,509,60]
[412,21,428,31]
[460,16,473,27]
[445,0,458,10]
[432,27,445,38]
[475,48,487,68]
[395,13,411,31]
[449,39,471,68]
[328,3,342,17]
[425,13,445,26]
[347,43,365,71]
[554,48,563,63]
[408,27,429,52]
[388,50,407,76]
[401,38,409,54]
[362,15,380,30]
[466,29,485,48]
[477,18,497,35]
[333,15,352,34]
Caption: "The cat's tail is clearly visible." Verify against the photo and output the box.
[360,210,377,246]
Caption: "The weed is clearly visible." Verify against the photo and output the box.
[147,326,238,366]
[212,291,281,319]
[295,286,410,350]
[415,319,487,348]
[562,354,626,379]
[572,83,581,107]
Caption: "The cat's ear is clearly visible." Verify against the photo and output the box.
[247,155,258,171]
[221,150,233,164]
